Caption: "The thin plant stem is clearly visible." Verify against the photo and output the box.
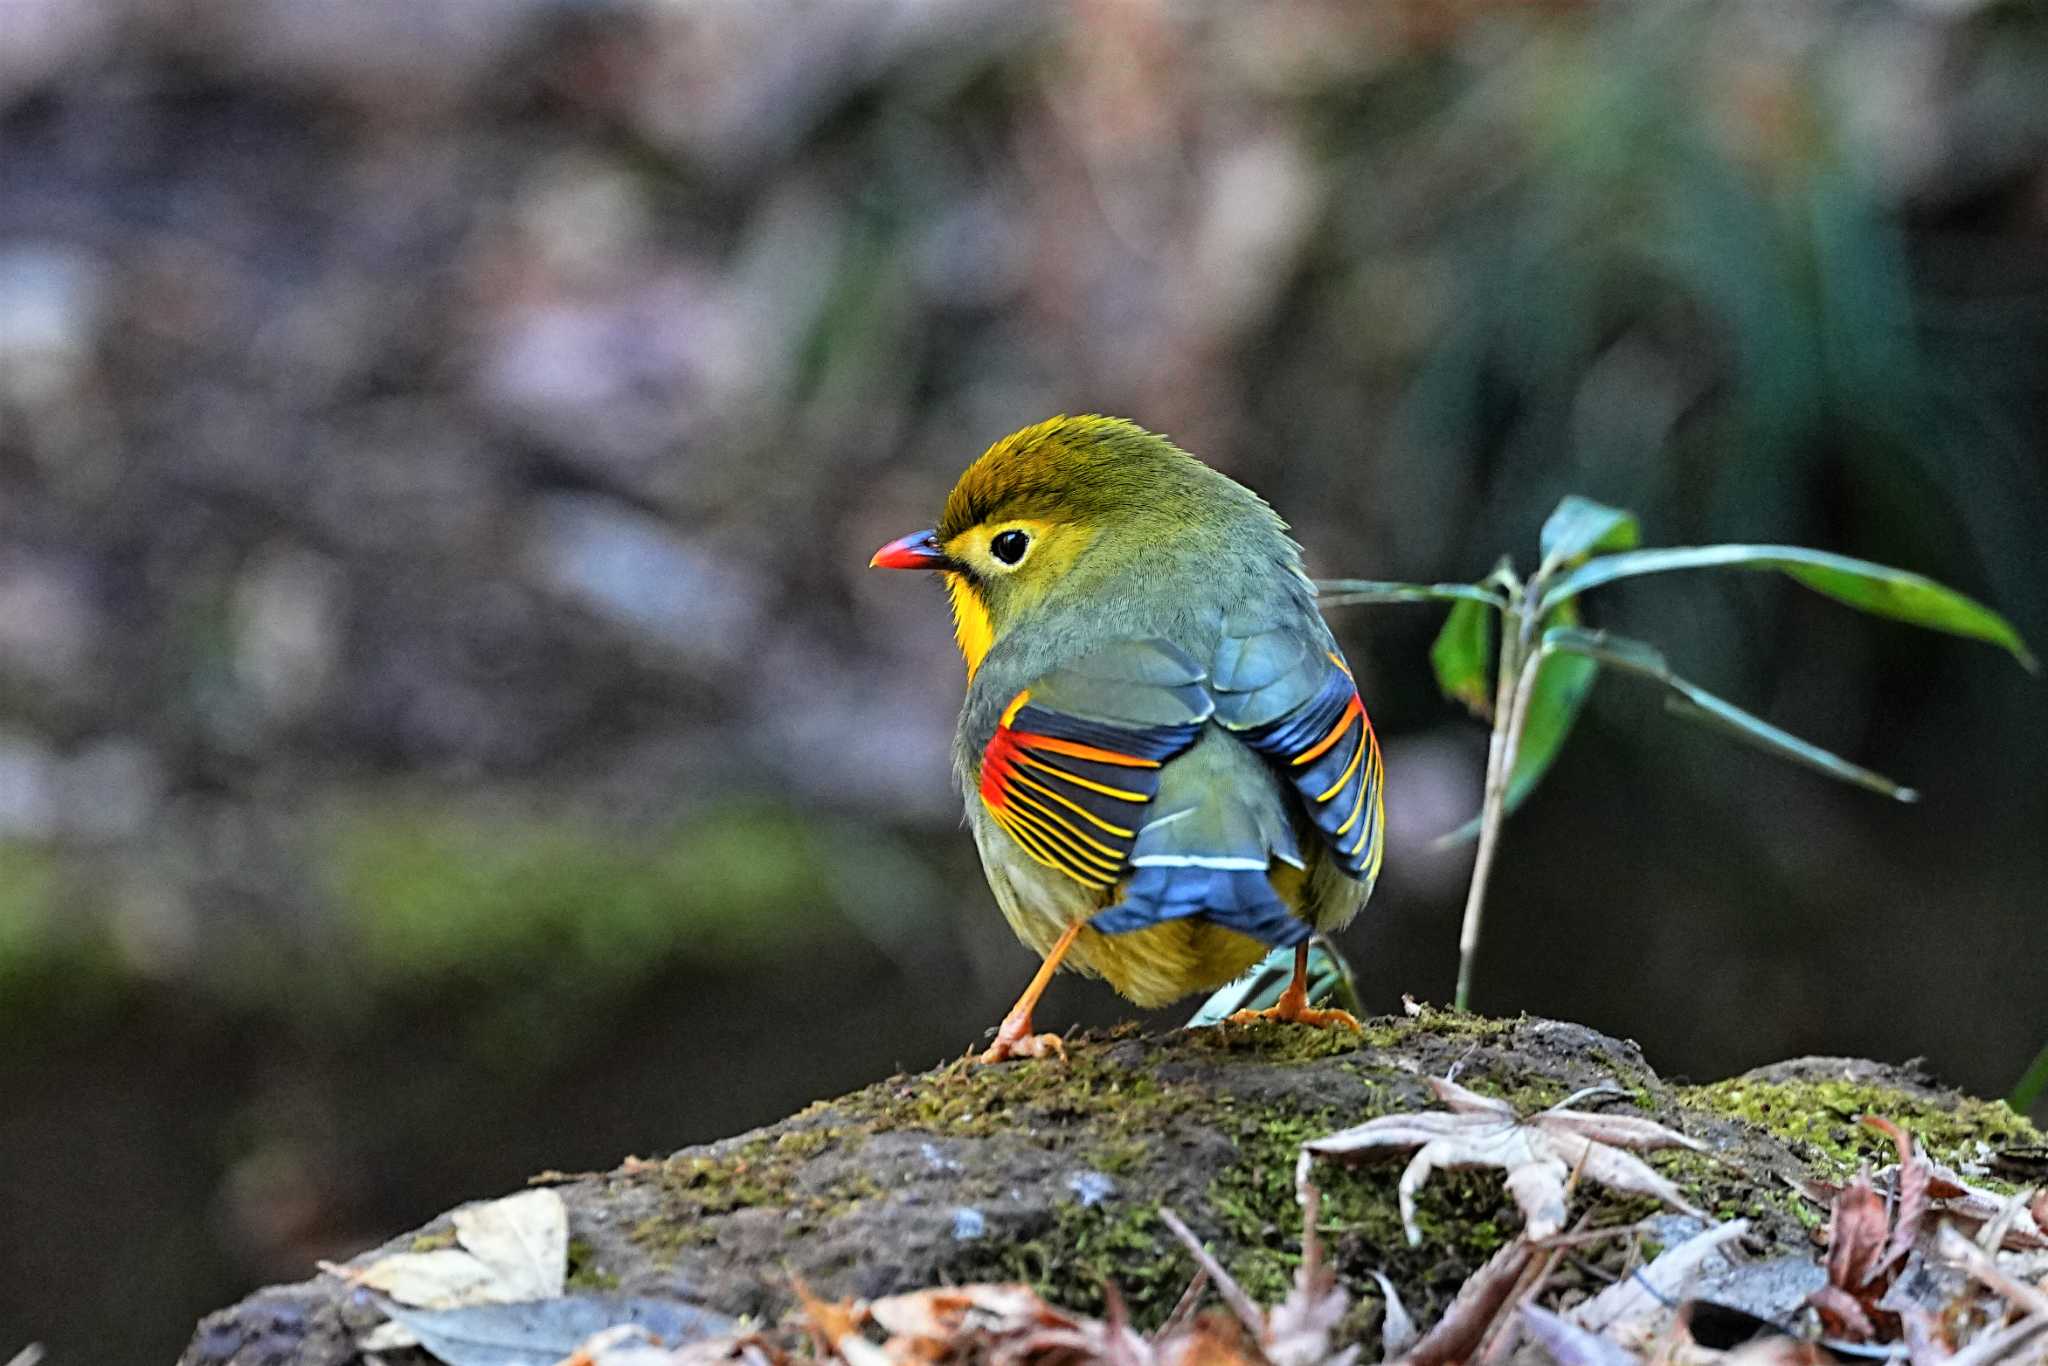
[1458,634,1548,1011]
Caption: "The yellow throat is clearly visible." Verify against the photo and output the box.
[945,572,995,679]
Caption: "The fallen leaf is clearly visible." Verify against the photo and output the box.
[1399,1239,1534,1366]
[1862,1117,1930,1283]
[1518,1304,1638,1366]
[1572,1219,1751,1344]
[1370,1272,1418,1359]
[1808,1167,1896,1341]
[378,1294,733,1366]
[331,1187,572,1352]
[450,1188,567,1301]
[1303,1077,1704,1245]
[1158,1200,1357,1366]
[339,1248,504,1308]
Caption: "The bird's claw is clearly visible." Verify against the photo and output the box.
[1226,1003,1364,1032]
[975,1016,1067,1065]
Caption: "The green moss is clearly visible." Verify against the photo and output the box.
[1683,1077,2040,1175]
[629,1126,887,1260]
[566,1237,620,1291]
[407,1229,458,1253]
[1191,1019,1368,1062]
[962,1203,1197,1323]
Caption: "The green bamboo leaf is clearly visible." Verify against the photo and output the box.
[1186,936,1359,1028]
[1434,602,1599,847]
[2011,1039,2048,1116]
[1542,545,2038,672]
[1545,626,1918,801]
[1538,496,1640,568]
[1317,579,1508,609]
[1431,597,1497,717]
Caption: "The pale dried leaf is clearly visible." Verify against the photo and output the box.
[1573,1218,1750,1339]
[1305,1114,1474,1160]
[1500,1156,1572,1242]
[1308,1082,1706,1248]
[1563,1139,1706,1222]
[5,1346,44,1366]
[450,1188,567,1300]
[868,1283,1067,1341]
[1426,1076,1516,1119]
[1935,1222,2048,1316]
[1518,1305,1638,1366]
[1370,1272,1417,1359]
[340,1249,502,1308]
[1265,1263,1353,1366]
[1534,1109,1706,1153]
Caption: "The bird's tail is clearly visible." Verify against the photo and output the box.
[1088,734,1309,948]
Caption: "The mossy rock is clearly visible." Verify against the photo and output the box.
[179,1013,2040,1366]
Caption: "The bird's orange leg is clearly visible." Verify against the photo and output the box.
[1226,943,1362,1031]
[978,919,1085,1065]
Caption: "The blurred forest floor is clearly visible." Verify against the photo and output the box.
[2,1,2047,1362]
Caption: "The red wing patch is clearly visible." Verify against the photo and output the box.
[980,691,1203,889]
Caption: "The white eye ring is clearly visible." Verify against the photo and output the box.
[990,529,1031,565]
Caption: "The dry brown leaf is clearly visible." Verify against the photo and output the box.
[1303,1076,1704,1245]
[1398,1238,1534,1366]
[1863,1117,1932,1283]
[1825,1170,1894,1299]
[1854,1161,2048,1254]
[1157,1200,1356,1366]
[1809,1166,1898,1341]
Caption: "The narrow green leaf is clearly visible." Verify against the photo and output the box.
[1542,545,2038,672]
[1538,496,1640,568]
[1545,626,1918,801]
[2010,1039,2048,1116]
[1433,602,1600,847]
[1317,579,1508,609]
[1431,597,1497,717]
[1186,936,1358,1027]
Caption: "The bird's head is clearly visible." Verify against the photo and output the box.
[871,415,1290,677]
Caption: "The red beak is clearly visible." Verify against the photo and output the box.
[870,529,954,571]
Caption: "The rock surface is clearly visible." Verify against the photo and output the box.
[177,1012,2041,1365]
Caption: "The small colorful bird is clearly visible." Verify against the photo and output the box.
[871,416,1384,1063]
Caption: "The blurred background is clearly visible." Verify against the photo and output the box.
[2,0,2046,1360]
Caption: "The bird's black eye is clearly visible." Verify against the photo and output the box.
[990,529,1030,565]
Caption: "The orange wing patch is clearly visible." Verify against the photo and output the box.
[980,691,1202,889]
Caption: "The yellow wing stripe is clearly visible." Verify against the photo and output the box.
[1312,715,1366,803]
[1015,753,1151,802]
[999,797,1126,867]
[1007,770,1138,838]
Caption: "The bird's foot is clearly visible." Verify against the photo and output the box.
[1226,1001,1364,1032]
[975,1014,1067,1065]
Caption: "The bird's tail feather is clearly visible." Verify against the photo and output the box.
[1087,737,1309,947]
